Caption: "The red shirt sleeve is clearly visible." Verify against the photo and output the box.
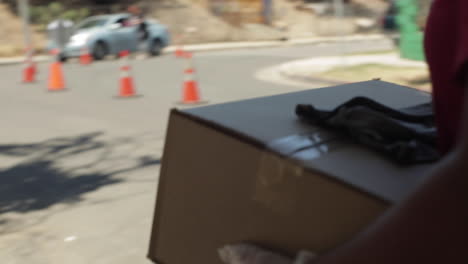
[453,1,468,83]
[425,0,468,153]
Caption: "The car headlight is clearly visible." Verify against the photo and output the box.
[70,33,90,46]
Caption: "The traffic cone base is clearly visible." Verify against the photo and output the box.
[48,62,66,91]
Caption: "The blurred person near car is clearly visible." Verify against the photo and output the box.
[127,5,149,48]
[218,0,468,263]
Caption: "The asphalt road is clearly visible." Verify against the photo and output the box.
[0,39,393,264]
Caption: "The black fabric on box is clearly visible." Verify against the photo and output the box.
[296,97,440,165]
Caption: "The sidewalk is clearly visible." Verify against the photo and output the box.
[164,33,395,53]
[278,52,427,84]
[0,33,395,66]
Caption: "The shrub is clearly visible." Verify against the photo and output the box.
[30,2,90,30]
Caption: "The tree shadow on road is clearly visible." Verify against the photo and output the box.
[0,132,161,216]
[0,160,119,214]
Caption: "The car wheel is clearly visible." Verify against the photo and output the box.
[148,39,162,57]
[58,53,68,63]
[92,41,108,61]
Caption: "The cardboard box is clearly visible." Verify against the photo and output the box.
[148,81,433,264]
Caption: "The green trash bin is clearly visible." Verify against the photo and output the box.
[396,0,416,8]
[399,6,418,16]
[399,24,420,33]
[400,32,425,61]
[396,0,425,61]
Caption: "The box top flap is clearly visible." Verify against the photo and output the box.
[180,81,433,203]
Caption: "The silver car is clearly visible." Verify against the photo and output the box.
[59,13,170,61]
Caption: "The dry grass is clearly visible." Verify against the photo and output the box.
[0,45,24,57]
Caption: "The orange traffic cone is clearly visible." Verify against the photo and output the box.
[79,47,93,65]
[22,47,36,83]
[175,46,185,58]
[117,50,137,98]
[180,52,204,104]
[22,61,36,83]
[182,68,200,103]
[48,61,66,91]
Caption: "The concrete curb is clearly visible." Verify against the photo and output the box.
[163,33,395,54]
[0,33,395,66]
[0,55,50,66]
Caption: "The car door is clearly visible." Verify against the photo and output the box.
[117,20,139,52]
[107,16,140,53]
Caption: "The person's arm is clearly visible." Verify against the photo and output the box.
[315,135,468,263]
[315,85,468,264]
[220,87,468,264]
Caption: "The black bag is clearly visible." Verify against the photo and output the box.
[296,97,440,165]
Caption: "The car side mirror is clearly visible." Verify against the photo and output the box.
[109,23,122,30]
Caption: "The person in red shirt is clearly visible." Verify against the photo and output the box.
[424,0,467,154]
[219,1,468,263]
[127,5,149,47]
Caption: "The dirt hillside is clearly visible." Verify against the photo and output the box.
[0,3,45,57]
[153,0,388,44]
[152,0,284,43]
[0,0,388,57]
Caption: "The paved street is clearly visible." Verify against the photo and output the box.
[0,39,393,264]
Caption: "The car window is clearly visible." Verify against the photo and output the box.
[77,18,108,30]
[115,17,131,27]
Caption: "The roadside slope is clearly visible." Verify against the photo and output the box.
[0,3,45,57]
